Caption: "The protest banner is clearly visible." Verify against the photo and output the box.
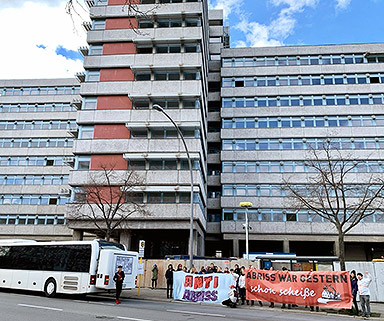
[173,271,235,304]
[245,269,352,308]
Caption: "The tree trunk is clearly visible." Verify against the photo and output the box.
[338,232,346,271]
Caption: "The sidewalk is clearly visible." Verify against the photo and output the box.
[116,288,384,319]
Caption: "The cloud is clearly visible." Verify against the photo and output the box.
[335,0,352,9]
[209,0,244,20]
[55,45,83,61]
[235,0,319,47]
[0,1,86,79]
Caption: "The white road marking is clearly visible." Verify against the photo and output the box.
[117,317,153,321]
[18,303,63,312]
[166,309,226,318]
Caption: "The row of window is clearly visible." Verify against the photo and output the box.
[89,43,201,55]
[222,74,384,88]
[222,54,384,68]
[221,209,384,223]
[0,138,73,149]
[130,128,200,139]
[222,184,383,197]
[0,215,65,225]
[0,175,69,185]
[0,156,68,167]
[0,194,69,205]
[91,0,201,5]
[0,120,76,131]
[222,137,384,151]
[85,70,201,82]
[0,87,80,96]
[82,97,200,110]
[222,115,384,129]
[0,103,76,113]
[222,160,384,173]
[222,94,384,108]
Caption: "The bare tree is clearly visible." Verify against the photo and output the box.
[284,141,384,271]
[65,0,160,34]
[71,164,148,241]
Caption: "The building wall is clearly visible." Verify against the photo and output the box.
[216,43,384,259]
[0,78,80,241]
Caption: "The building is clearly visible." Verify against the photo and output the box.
[213,43,384,260]
[0,78,80,240]
[65,0,228,258]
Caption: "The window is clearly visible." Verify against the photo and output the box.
[89,45,103,55]
[79,126,94,139]
[183,70,200,80]
[86,70,100,82]
[75,156,91,170]
[135,72,151,81]
[82,97,97,110]
[139,20,154,28]
[128,160,146,170]
[185,17,201,27]
[92,20,105,30]
[184,43,201,53]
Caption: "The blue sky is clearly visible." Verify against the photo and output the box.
[0,0,383,79]
[210,0,384,48]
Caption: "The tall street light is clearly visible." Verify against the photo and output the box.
[239,201,253,260]
[152,104,195,269]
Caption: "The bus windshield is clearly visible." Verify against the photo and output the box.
[97,240,125,251]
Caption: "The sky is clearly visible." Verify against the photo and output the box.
[0,0,383,79]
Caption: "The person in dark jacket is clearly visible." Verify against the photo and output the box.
[165,264,174,299]
[350,270,359,315]
[113,265,125,304]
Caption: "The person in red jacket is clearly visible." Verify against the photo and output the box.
[113,265,125,304]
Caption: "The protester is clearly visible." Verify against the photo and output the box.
[189,266,198,274]
[113,265,125,304]
[238,268,246,305]
[224,267,230,274]
[151,264,158,289]
[234,264,241,276]
[182,266,188,272]
[207,263,217,274]
[176,264,183,271]
[350,270,359,315]
[165,264,174,299]
[199,266,206,274]
[222,284,237,308]
[281,267,292,309]
[357,271,372,318]
[216,266,223,273]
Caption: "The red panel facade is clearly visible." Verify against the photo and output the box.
[99,68,134,82]
[105,18,138,30]
[93,124,130,139]
[90,154,127,170]
[103,42,136,55]
[97,96,132,110]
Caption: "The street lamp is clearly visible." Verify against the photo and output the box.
[239,201,253,260]
[152,104,195,269]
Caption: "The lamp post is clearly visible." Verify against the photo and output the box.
[152,104,195,269]
[239,202,253,260]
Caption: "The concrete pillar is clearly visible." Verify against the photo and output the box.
[192,230,198,256]
[283,240,290,253]
[198,233,205,257]
[233,239,239,258]
[119,230,132,250]
[334,240,340,257]
[72,229,83,241]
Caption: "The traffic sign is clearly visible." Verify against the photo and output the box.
[139,240,145,257]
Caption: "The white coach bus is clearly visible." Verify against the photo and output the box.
[0,239,138,297]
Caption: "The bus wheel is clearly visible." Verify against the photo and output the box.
[44,278,57,297]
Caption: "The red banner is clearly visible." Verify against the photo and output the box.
[245,269,352,308]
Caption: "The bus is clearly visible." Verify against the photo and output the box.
[0,239,138,297]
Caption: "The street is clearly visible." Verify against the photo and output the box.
[0,290,367,321]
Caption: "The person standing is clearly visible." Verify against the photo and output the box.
[350,270,359,315]
[151,264,158,289]
[113,265,125,304]
[238,268,246,305]
[357,271,372,318]
[165,264,174,299]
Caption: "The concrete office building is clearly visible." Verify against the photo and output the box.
[0,78,80,240]
[212,43,384,260]
[65,0,228,258]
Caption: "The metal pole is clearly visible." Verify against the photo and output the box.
[152,104,195,269]
[245,206,249,260]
